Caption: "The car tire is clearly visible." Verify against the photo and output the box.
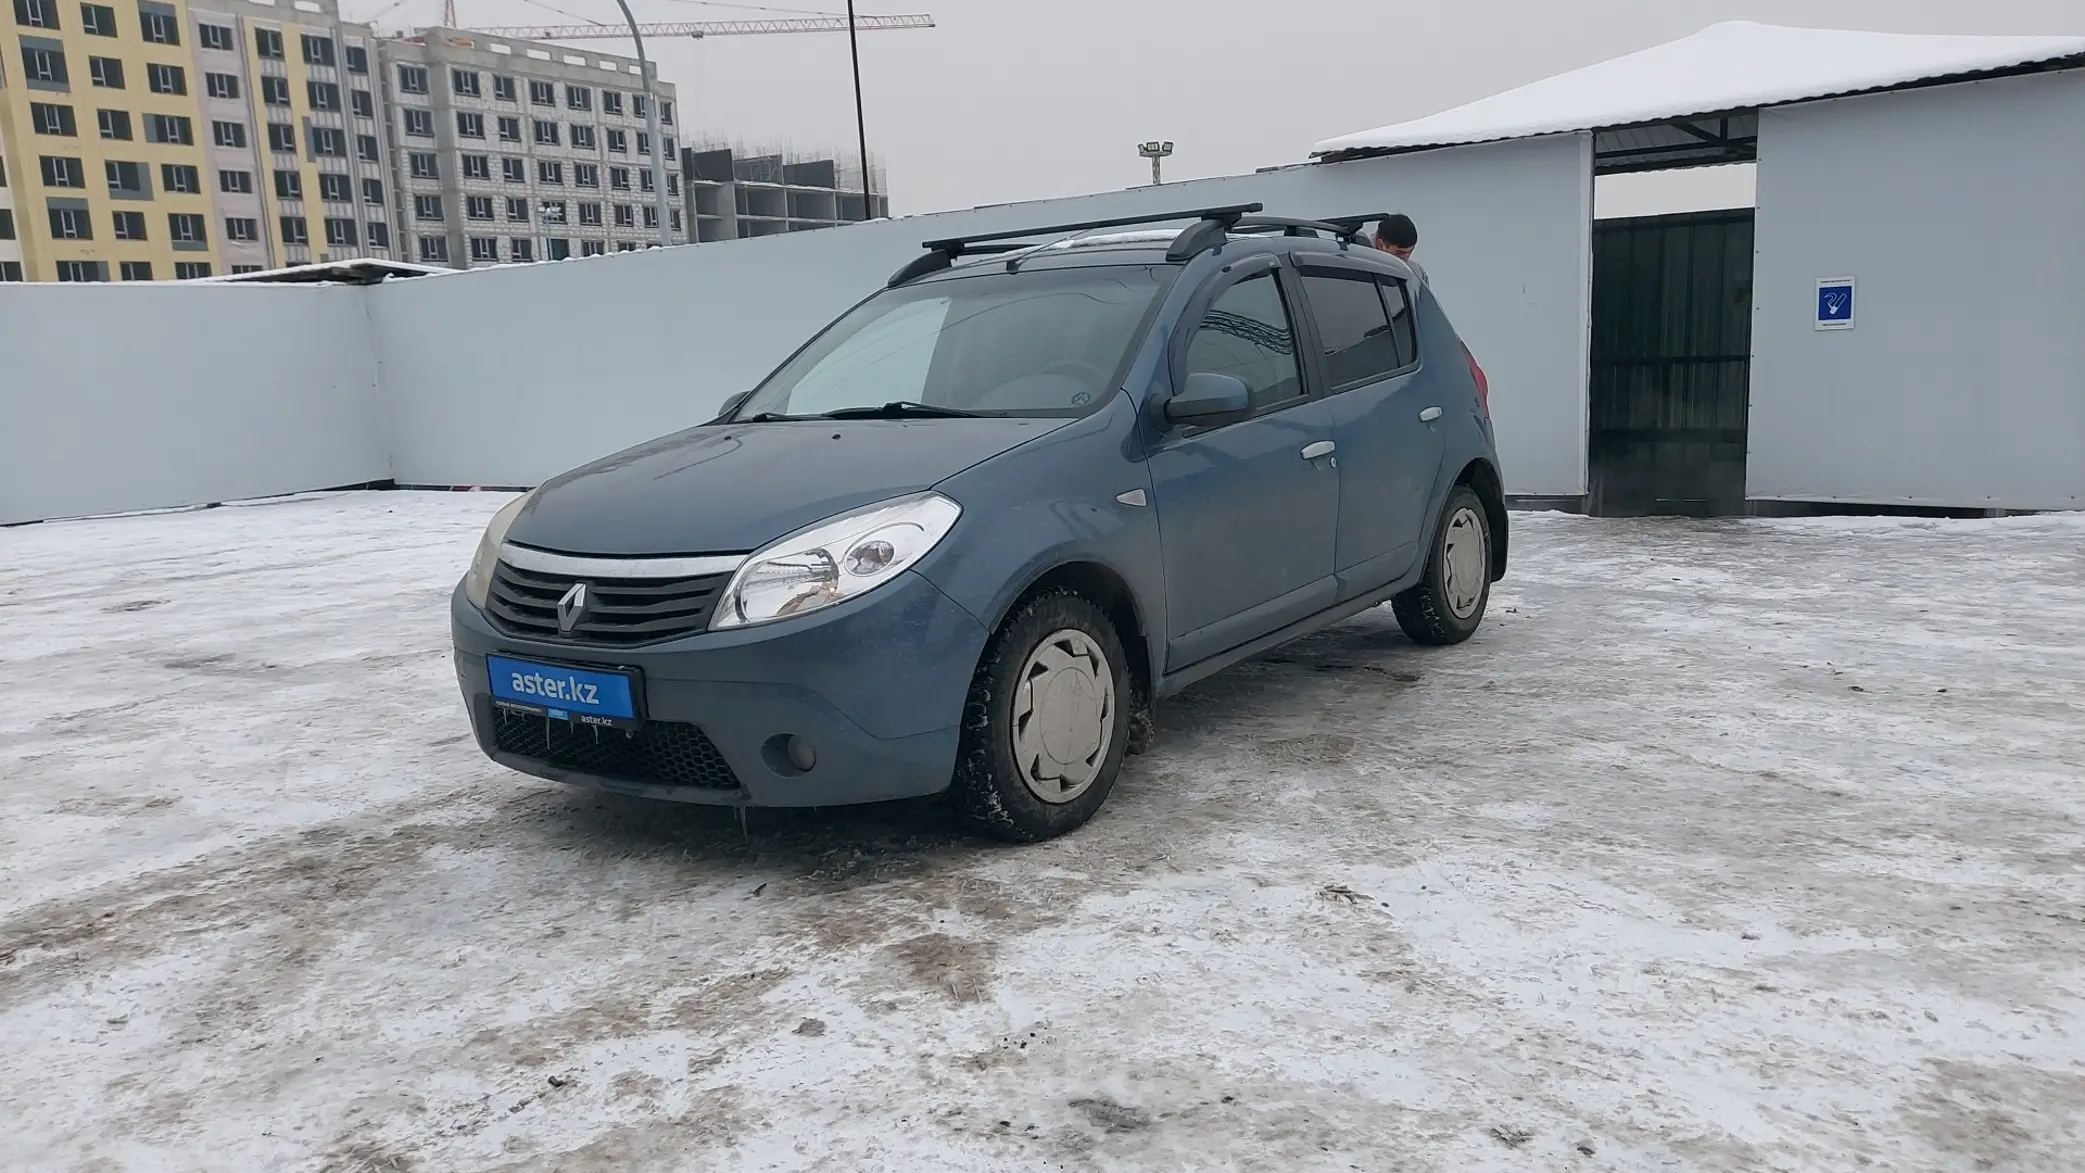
[950,591,1132,843]
[1392,484,1493,646]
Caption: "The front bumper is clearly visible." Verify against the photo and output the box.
[450,570,989,807]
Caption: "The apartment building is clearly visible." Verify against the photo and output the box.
[684,145,887,243]
[378,28,682,269]
[0,0,394,280]
[0,123,22,279]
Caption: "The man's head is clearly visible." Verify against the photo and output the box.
[1375,213,1418,260]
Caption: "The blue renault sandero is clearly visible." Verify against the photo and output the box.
[451,203,1507,841]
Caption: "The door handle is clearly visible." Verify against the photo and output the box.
[1419,406,1443,422]
[1300,441,1336,461]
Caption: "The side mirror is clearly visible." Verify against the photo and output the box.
[1163,372,1253,425]
[712,390,752,422]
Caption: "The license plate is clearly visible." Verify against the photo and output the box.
[487,655,641,728]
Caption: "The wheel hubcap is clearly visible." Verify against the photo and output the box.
[1010,629,1115,804]
[1442,507,1488,620]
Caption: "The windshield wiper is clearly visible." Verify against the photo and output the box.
[817,401,983,420]
[736,411,806,423]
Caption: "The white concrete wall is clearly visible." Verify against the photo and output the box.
[370,135,1595,497]
[1750,72,2085,510]
[0,283,388,526]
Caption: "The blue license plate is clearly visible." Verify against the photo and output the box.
[487,655,641,727]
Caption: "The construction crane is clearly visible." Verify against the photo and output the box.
[463,13,936,41]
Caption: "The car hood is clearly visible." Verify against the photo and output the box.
[507,417,1072,556]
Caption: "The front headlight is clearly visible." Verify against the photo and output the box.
[712,492,961,630]
[463,491,533,610]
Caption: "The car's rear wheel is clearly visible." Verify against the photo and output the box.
[950,591,1131,842]
[1392,485,1493,646]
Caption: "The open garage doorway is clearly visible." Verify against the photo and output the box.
[1587,209,1756,516]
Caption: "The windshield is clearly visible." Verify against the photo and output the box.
[733,265,1173,420]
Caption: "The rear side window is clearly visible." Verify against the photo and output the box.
[1301,269,1416,388]
[1183,272,1302,411]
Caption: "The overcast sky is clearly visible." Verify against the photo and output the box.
[344,0,2085,216]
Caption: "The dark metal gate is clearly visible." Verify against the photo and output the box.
[1588,209,1755,516]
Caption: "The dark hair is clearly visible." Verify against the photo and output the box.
[1375,213,1418,249]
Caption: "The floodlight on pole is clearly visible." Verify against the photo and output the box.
[1137,140,1174,186]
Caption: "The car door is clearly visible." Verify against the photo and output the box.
[1147,259,1339,670]
[1294,263,1445,595]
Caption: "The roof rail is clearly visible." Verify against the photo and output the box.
[887,202,1264,286]
[1230,214,1367,242]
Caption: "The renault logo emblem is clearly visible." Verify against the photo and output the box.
[556,582,589,633]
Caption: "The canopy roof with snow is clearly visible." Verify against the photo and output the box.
[1313,21,2085,172]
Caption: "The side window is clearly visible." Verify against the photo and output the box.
[1378,276,1418,369]
[1183,272,1301,412]
[1301,269,1405,388]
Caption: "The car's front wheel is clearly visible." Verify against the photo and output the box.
[1392,484,1493,646]
[950,591,1131,842]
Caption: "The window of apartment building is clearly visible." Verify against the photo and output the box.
[229,264,262,273]
[501,156,525,183]
[565,84,591,111]
[112,209,145,239]
[41,156,87,188]
[461,154,490,180]
[456,111,485,139]
[219,169,252,194]
[452,68,480,97]
[398,64,428,94]
[631,94,647,119]
[636,132,652,157]
[413,193,442,221]
[261,76,290,106]
[670,208,680,231]
[362,177,384,205]
[174,261,210,279]
[324,217,357,246]
[493,75,516,102]
[49,205,92,239]
[569,124,594,151]
[273,169,301,199]
[600,90,622,116]
[199,22,234,51]
[612,202,633,228]
[418,235,448,262]
[0,211,14,241]
[145,113,191,143]
[31,103,76,136]
[301,34,333,67]
[79,2,115,34]
[510,237,533,262]
[255,27,283,59]
[409,152,439,179]
[577,201,601,227]
[351,88,374,117]
[536,160,563,185]
[89,56,123,88]
[616,241,635,252]
[307,80,340,111]
[148,63,186,95]
[161,162,200,193]
[466,195,493,220]
[267,122,295,152]
[21,45,67,85]
[167,212,205,245]
[403,108,434,138]
[505,196,528,222]
[546,237,569,261]
[639,168,654,192]
[205,72,239,99]
[540,200,566,224]
[104,159,145,194]
[581,240,604,257]
[606,128,626,155]
[280,215,308,244]
[0,263,24,282]
[469,236,497,261]
[225,216,258,241]
[660,100,673,126]
[98,109,131,139]
[311,127,345,157]
[573,162,599,188]
[318,172,351,202]
[345,45,367,74]
[643,204,659,229]
[533,119,559,146]
[121,261,153,280]
[357,134,379,162]
[211,120,244,148]
[367,221,389,248]
[497,116,521,143]
[141,7,179,45]
[58,260,110,282]
[528,79,554,106]
[609,165,629,190]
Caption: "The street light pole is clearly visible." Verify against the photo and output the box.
[846,0,874,219]
[1138,140,1174,186]
[613,0,673,248]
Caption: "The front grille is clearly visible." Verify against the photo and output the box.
[492,706,741,790]
[487,561,728,645]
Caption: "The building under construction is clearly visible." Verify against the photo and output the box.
[683,144,889,242]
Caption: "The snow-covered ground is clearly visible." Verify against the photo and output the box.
[4,492,2082,1172]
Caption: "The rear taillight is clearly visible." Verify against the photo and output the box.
[1463,344,1490,419]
